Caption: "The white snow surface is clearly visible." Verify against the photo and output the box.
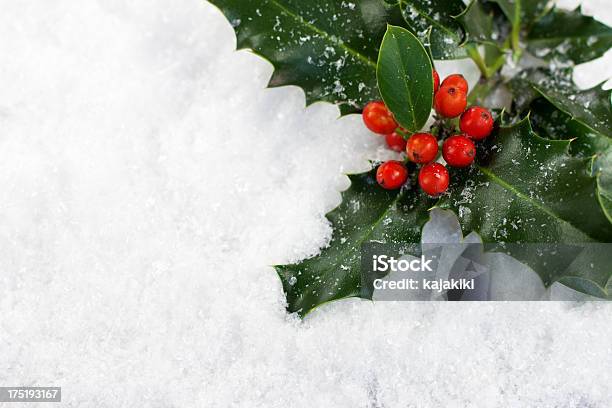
[0,0,611,406]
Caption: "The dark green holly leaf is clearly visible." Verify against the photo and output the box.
[527,97,612,228]
[438,118,612,296]
[489,0,552,59]
[515,69,612,138]
[208,0,405,115]
[398,0,467,59]
[489,0,521,54]
[492,0,551,29]
[527,6,612,64]
[377,26,433,132]
[528,97,610,156]
[507,73,546,114]
[455,0,508,77]
[522,0,552,26]
[490,0,518,28]
[455,0,495,45]
[275,169,433,316]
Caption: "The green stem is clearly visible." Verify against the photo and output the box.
[395,127,410,140]
[511,2,522,62]
[467,45,490,79]
[467,45,506,80]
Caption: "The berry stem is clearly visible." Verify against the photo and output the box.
[429,117,456,141]
[395,128,410,140]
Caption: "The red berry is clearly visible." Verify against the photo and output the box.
[443,135,476,168]
[385,131,407,152]
[434,86,467,118]
[418,163,449,196]
[406,133,438,164]
[362,101,398,135]
[376,161,409,190]
[441,74,468,94]
[433,70,440,93]
[460,106,494,140]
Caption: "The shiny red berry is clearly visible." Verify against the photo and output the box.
[406,133,438,164]
[460,106,494,140]
[418,163,449,196]
[433,70,440,93]
[441,74,468,94]
[376,161,409,190]
[385,131,407,152]
[362,101,398,135]
[434,86,467,118]
[443,135,476,168]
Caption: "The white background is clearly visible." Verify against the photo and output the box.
[0,0,611,406]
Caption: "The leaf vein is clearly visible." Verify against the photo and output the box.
[399,0,461,39]
[477,165,596,241]
[267,0,377,68]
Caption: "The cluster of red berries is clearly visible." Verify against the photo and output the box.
[362,71,494,196]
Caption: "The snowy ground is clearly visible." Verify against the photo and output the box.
[0,0,611,406]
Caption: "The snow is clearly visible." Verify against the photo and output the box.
[0,0,611,406]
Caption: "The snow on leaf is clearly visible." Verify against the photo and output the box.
[438,118,612,295]
[275,169,433,316]
[398,0,468,60]
[528,6,612,65]
[209,0,406,115]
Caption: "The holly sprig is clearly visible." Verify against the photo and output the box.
[210,0,612,316]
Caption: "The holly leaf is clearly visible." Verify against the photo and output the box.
[492,0,551,30]
[276,119,612,316]
[527,6,612,65]
[438,118,612,296]
[377,26,433,132]
[208,0,405,115]
[527,96,612,227]
[529,97,611,157]
[515,69,612,139]
[488,0,553,59]
[275,169,433,317]
[521,0,552,27]
[455,0,495,46]
[398,0,467,59]
[455,0,509,76]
